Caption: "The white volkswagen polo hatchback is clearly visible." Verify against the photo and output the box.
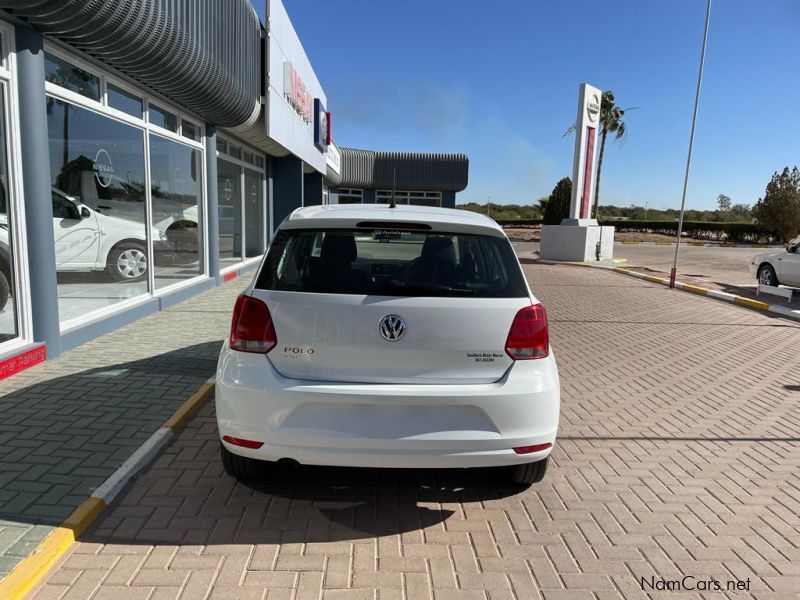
[216,205,560,486]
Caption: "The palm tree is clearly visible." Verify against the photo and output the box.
[592,90,630,220]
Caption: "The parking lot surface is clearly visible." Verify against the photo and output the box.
[30,264,800,600]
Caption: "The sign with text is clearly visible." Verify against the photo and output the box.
[283,61,312,123]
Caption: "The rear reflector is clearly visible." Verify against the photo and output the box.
[222,435,264,449]
[229,294,277,354]
[505,304,549,360]
[513,443,552,455]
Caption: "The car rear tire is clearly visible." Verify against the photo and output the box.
[757,264,778,287]
[220,443,261,480]
[107,242,148,282]
[510,457,549,486]
[0,270,9,312]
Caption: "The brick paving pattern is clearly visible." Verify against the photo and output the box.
[28,264,800,599]
[0,279,247,578]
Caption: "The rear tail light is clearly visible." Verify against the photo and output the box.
[505,304,549,360]
[514,443,552,455]
[229,294,277,353]
[222,435,264,449]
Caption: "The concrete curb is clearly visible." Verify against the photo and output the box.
[617,241,782,248]
[538,259,800,322]
[0,378,216,600]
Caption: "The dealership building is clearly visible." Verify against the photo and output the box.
[0,0,469,371]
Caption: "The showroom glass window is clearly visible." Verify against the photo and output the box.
[44,52,100,102]
[216,140,267,273]
[244,167,265,257]
[149,134,204,289]
[0,72,18,342]
[46,98,148,324]
[217,158,242,269]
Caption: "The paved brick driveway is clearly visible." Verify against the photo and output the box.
[30,264,800,599]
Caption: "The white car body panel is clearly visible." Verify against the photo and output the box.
[751,246,800,287]
[216,204,561,469]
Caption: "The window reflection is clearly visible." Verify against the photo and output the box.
[44,53,100,102]
[46,98,149,323]
[244,168,265,257]
[149,134,204,288]
[107,84,142,118]
[218,159,242,269]
[0,87,19,342]
[149,104,178,133]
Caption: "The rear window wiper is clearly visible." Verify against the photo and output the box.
[388,281,476,295]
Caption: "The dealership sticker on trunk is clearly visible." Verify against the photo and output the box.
[467,352,503,363]
[283,346,315,361]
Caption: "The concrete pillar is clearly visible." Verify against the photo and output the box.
[204,124,221,284]
[271,155,303,228]
[15,25,61,357]
[303,171,323,206]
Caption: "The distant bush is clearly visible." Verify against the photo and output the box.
[599,220,779,243]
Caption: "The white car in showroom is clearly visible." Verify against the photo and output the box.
[751,242,800,288]
[216,204,560,486]
[0,189,171,304]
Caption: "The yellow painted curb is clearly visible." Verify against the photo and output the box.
[680,284,709,296]
[0,381,215,600]
[734,296,770,310]
[0,498,106,600]
[613,267,630,274]
[643,275,668,284]
[162,382,215,432]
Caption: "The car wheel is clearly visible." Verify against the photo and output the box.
[757,264,778,287]
[107,242,147,282]
[510,456,549,487]
[0,270,9,312]
[220,443,262,480]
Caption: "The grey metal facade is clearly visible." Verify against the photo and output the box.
[0,0,261,126]
[339,148,469,192]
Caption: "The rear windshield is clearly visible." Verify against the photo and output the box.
[255,229,529,298]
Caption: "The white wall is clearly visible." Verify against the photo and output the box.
[266,0,327,174]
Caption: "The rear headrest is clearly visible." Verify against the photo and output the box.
[320,232,357,263]
[420,236,456,263]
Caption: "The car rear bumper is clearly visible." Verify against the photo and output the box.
[215,344,560,469]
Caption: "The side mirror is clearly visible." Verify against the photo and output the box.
[80,206,91,219]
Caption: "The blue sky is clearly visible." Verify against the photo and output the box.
[254,1,800,210]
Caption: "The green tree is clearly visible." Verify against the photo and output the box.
[591,91,631,220]
[717,193,732,214]
[753,167,800,243]
[539,177,572,225]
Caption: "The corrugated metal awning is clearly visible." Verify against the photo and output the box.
[1,0,261,127]
[339,148,468,192]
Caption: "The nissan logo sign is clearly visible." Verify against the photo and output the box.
[587,93,601,124]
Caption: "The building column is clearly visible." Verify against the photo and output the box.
[271,155,303,228]
[303,171,323,206]
[441,191,456,208]
[15,25,60,357]
[204,124,220,284]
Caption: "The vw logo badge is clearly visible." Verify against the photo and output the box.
[379,314,406,341]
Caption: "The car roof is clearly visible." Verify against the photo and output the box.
[282,204,506,237]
